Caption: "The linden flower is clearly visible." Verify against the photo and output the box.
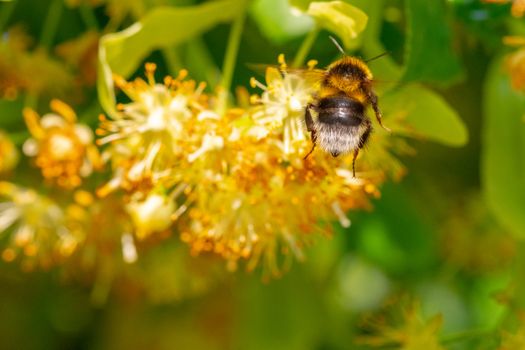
[0,182,79,268]
[249,55,317,155]
[170,57,388,276]
[96,62,386,276]
[64,190,139,267]
[178,106,382,276]
[23,99,101,188]
[126,189,177,240]
[96,63,209,196]
[0,131,19,174]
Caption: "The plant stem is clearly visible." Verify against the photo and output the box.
[0,0,17,33]
[39,0,63,51]
[292,26,319,68]
[186,39,221,88]
[79,2,99,31]
[217,0,248,115]
[162,47,183,77]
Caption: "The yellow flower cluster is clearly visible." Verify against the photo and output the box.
[23,99,102,188]
[0,182,80,269]
[0,56,396,276]
[95,60,388,276]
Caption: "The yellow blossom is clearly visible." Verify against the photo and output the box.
[249,63,316,155]
[0,182,80,269]
[126,190,176,240]
[23,99,102,188]
[64,190,137,268]
[96,63,209,196]
[180,135,382,275]
[0,131,19,174]
[97,58,393,276]
[175,57,387,276]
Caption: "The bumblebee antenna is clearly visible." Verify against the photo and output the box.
[365,51,390,63]
[329,36,346,56]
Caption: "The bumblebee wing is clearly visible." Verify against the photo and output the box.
[288,68,325,86]
[246,63,325,83]
[245,63,273,77]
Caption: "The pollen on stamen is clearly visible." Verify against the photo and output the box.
[250,78,268,91]
[307,59,318,69]
[121,233,138,264]
[196,82,207,95]
[50,99,77,123]
[163,76,173,87]
[278,53,287,69]
[145,63,157,85]
[331,201,351,228]
[95,129,107,136]
[177,69,188,80]
[113,74,127,88]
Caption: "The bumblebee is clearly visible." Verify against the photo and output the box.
[303,39,388,176]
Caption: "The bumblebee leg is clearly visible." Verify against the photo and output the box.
[304,104,317,159]
[304,133,316,159]
[352,149,359,177]
[353,120,372,177]
[358,119,372,149]
[368,91,391,132]
[305,103,315,132]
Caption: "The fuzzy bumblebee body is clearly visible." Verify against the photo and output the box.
[304,56,387,176]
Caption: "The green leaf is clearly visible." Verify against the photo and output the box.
[381,84,468,147]
[250,0,314,44]
[402,0,463,85]
[98,0,245,115]
[306,1,368,49]
[482,56,525,239]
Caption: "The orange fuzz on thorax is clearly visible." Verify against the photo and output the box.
[322,56,373,103]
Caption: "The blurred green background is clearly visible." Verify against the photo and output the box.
[1,0,525,349]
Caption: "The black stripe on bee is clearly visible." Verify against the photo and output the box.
[316,96,364,126]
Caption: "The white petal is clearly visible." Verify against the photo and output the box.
[40,114,66,129]
[22,139,39,156]
[74,125,94,145]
